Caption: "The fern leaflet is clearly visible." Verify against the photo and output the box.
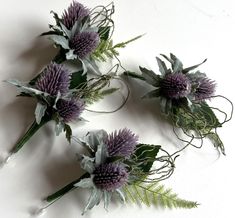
[123,182,198,209]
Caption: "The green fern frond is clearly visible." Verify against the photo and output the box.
[91,35,143,62]
[85,88,119,105]
[123,182,198,209]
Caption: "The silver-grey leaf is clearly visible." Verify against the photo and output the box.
[83,130,108,152]
[103,190,112,210]
[82,188,102,215]
[170,53,183,73]
[5,79,48,96]
[80,155,95,173]
[139,67,160,87]
[95,143,108,165]
[156,57,168,75]
[71,20,82,38]
[35,102,47,124]
[59,21,72,38]
[55,121,64,136]
[66,50,77,60]
[116,189,126,203]
[74,178,94,188]
[49,35,70,49]
[142,89,160,99]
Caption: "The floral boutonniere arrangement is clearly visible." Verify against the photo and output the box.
[125,54,233,154]
[36,129,197,215]
[1,1,140,165]
[42,1,142,72]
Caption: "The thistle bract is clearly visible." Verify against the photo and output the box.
[69,31,100,59]
[105,128,138,158]
[160,73,191,99]
[56,98,84,123]
[35,63,70,96]
[93,163,128,191]
[62,1,90,30]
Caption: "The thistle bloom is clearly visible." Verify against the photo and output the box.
[56,98,84,123]
[35,63,70,96]
[105,128,139,158]
[93,163,128,191]
[160,73,191,99]
[193,77,216,101]
[69,31,100,59]
[62,1,90,30]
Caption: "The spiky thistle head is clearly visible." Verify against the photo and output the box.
[35,63,70,96]
[69,31,100,59]
[93,163,128,191]
[160,73,191,99]
[62,1,90,30]
[105,128,139,158]
[192,76,216,101]
[56,98,84,123]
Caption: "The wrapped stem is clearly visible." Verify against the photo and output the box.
[11,116,51,154]
[46,173,90,202]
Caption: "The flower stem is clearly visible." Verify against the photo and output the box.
[10,116,51,154]
[46,173,90,202]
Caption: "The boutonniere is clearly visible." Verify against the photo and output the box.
[125,54,233,154]
[37,129,197,215]
[3,62,120,166]
[41,1,142,73]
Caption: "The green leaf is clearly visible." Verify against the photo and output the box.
[182,59,207,74]
[100,88,119,96]
[123,71,145,80]
[40,30,61,36]
[98,26,111,41]
[207,132,225,155]
[139,66,161,87]
[133,144,161,173]
[124,182,198,209]
[50,10,61,26]
[35,102,47,124]
[64,124,72,143]
[142,89,160,99]
[69,70,87,89]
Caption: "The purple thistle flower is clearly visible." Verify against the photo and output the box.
[105,128,139,158]
[160,73,191,99]
[93,163,128,191]
[35,63,70,96]
[69,31,100,59]
[62,1,90,30]
[193,77,216,101]
[56,98,84,123]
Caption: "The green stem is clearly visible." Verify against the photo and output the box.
[11,116,51,154]
[46,173,90,202]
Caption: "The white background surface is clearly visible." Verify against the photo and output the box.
[0,0,235,217]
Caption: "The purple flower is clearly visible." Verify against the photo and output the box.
[62,1,90,30]
[56,98,84,123]
[105,128,138,158]
[35,63,70,96]
[193,77,216,101]
[69,31,100,59]
[160,73,191,99]
[93,163,128,191]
